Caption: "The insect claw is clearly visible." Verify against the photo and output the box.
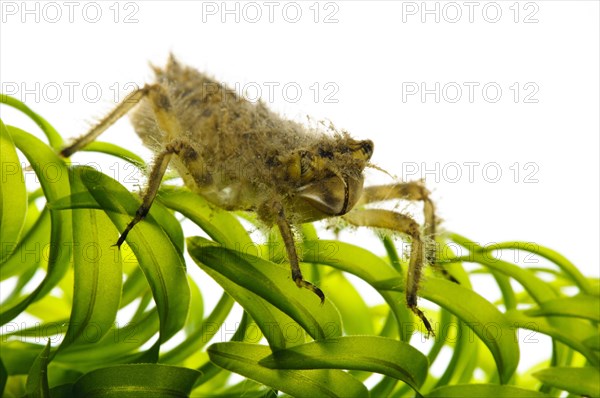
[113,233,127,249]
[295,277,325,304]
[113,223,136,249]
[411,306,435,338]
[314,286,325,305]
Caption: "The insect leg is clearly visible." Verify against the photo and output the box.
[343,208,435,337]
[114,144,173,248]
[86,84,185,247]
[358,182,436,236]
[61,84,170,157]
[275,205,325,303]
[357,182,458,284]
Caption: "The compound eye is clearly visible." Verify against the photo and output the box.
[299,151,315,177]
[349,139,374,162]
[281,150,316,182]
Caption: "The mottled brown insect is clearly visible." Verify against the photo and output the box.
[62,55,456,337]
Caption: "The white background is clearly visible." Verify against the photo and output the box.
[2,0,599,375]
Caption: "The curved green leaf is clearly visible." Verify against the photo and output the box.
[207,342,368,398]
[0,96,63,149]
[373,276,520,384]
[55,309,159,366]
[1,127,72,326]
[57,167,123,352]
[476,239,594,295]
[0,119,27,264]
[431,319,476,389]
[301,239,519,383]
[300,240,415,341]
[259,336,428,392]
[157,188,252,249]
[78,167,189,344]
[72,364,201,397]
[48,189,184,255]
[188,237,342,350]
[525,294,600,321]
[25,339,51,398]
[532,367,600,398]
[0,357,7,396]
[321,271,374,335]
[584,335,600,351]
[426,384,550,397]
[506,309,599,367]
[81,141,145,167]
[0,209,50,282]
[161,293,234,365]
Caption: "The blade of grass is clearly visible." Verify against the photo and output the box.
[0,120,27,264]
[1,127,72,326]
[259,335,429,392]
[532,367,600,397]
[0,208,50,282]
[426,383,550,397]
[478,240,594,295]
[188,237,342,349]
[25,339,51,398]
[525,294,600,322]
[0,96,63,149]
[374,276,519,384]
[300,240,417,342]
[207,342,368,398]
[77,166,189,344]
[71,364,201,397]
[161,293,234,365]
[57,166,123,352]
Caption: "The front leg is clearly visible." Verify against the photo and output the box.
[358,182,458,284]
[62,83,189,248]
[358,181,436,236]
[273,203,325,303]
[343,208,434,337]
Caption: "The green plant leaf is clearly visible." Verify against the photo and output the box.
[301,239,519,384]
[57,166,123,352]
[1,127,72,326]
[78,166,190,344]
[299,240,415,341]
[0,208,50,282]
[0,96,63,149]
[525,294,600,321]
[157,188,252,249]
[320,271,374,335]
[0,119,27,264]
[532,367,600,397]
[54,309,160,367]
[71,364,201,397]
[373,276,520,384]
[161,293,234,365]
[425,383,550,397]
[81,141,145,167]
[506,310,599,367]
[259,335,428,392]
[25,339,51,398]
[479,240,594,295]
[1,357,8,396]
[188,237,342,350]
[207,342,368,398]
[584,335,600,351]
